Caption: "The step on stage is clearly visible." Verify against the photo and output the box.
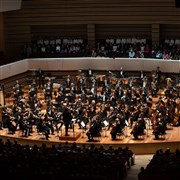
[1,124,180,155]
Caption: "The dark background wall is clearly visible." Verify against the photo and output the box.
[0,0,180,59]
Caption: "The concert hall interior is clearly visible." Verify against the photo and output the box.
[0,0,180,180]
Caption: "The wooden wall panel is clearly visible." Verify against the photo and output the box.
[152,24,160,46]
[87,24,95,48]
[160,24,180,39]
[31,25,87,40]
[2,0,180,57]
[96,24,151,39]
[0,13,4,52]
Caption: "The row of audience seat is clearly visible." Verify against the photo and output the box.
[138,148,180,180]
[0,138,134,180]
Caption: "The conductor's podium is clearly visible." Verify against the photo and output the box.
[59,131,81,141]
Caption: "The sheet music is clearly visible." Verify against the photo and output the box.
[125,120,129,126]
[81,121,86,127]
[103,120,109,127]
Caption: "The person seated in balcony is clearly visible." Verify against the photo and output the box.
[155,50,163,59]
[91,49,97,57]
[128,49,135,58]
[136,51,144,58]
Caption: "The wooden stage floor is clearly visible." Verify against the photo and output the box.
[1,123,180,155]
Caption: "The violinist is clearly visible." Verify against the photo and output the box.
[38,68,45,88]
[44,113,55,135]
[66,75,71,88]
[37,117,50,140]
[129,106,140,128]
[28,80,37,100]
[155,66,161,84]
[18,114,32,137]
[2,108,16,134]
[151,78,158,97]
[13,80,23,99]
[77,108,88,130]
[119,67,124,78]
[107,106,117,130]
[44,82,52,99]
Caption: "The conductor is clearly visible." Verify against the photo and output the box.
[62,104,72,136]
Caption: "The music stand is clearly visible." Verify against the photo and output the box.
[103,120,109,137]
[125,120,130,137]
[71,118,76,136]
[58,126,63,137]
[81,121,86,138]
[145,118,151,137]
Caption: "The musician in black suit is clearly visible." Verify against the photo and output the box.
[119,67,124,78]
[130,114,146,139]
[156,66,161,84]
[38,68,45,88]
[13,80,23,99]
[153,119,166,140]
[18,114,31,137]
[62,105,72,136]
[110,117,126,140]
[86,119,102,142]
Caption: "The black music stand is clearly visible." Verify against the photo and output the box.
[71,118,76,136]
[103,120,109,137]
[81,121,86,138]
[125,120,130,137]
[145,118,151,137]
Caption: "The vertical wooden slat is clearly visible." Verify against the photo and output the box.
[87,24,95,49]
[2,0,180,57]
[0,12,5,52]
[152,24,160,46]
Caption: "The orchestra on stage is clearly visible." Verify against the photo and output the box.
[1,67,179,141]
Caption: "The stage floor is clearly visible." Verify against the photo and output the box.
[0,123,180,154]
[2,84,179,155]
